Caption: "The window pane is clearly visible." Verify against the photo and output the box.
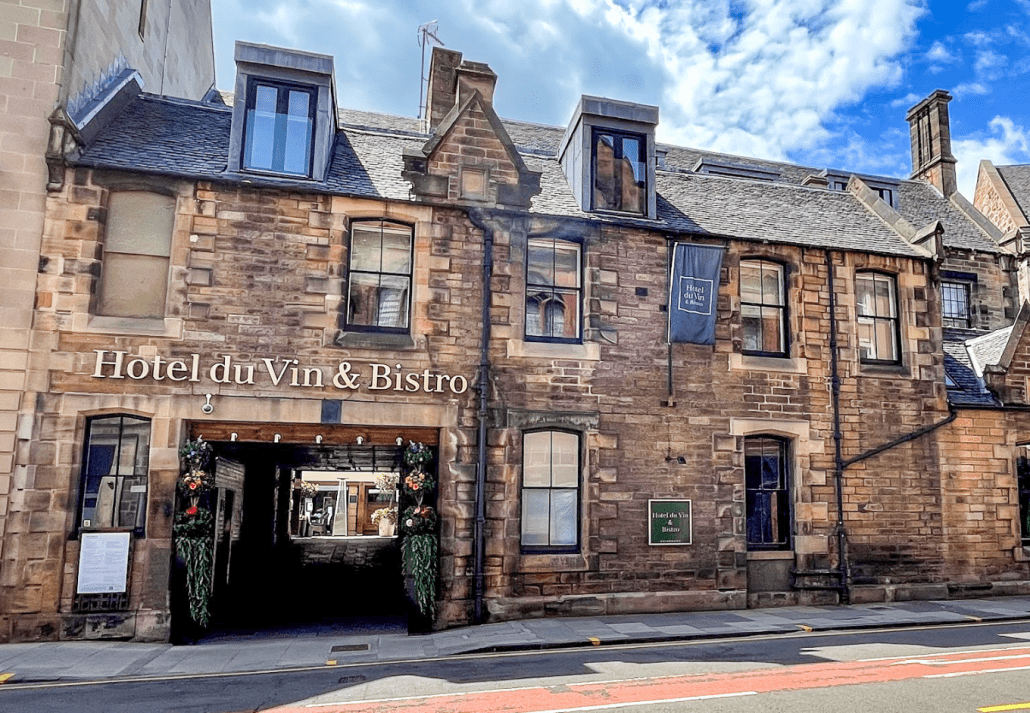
[521,490,550,545]
[523,432,551,486]
[527,239,555,286]
[874,319,897,361]
[98,253,169,319]
[376,275,409,328]
[762,264,784,305]
[106,192,174,256]
[741,304,762,352]
[740,263,761,303]
[874,276,895,317]
[117,476,147,529]
[550,489,578,546]
[350,224,382,272]
[551,432,579,487]
[593,133,617,210]
[857,318,875,360]
[619,136,646,214]
[381,225,412,274]
[119,417,151,475]
[245,85,277,171]
[761,306,784,353]
[745,437,790,549]
[553,242,580,288]
[856,275,874,317]
[348,272,382,326]
[283,90,312,175]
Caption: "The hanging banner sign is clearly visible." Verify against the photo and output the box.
[668,242,725,345]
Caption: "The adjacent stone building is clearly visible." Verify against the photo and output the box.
[5,41,1030,643]
[0,0,214,641]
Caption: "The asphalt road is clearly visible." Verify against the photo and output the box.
[5,620,1030,712]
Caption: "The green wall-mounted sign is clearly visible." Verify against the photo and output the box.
[649,499,692,546]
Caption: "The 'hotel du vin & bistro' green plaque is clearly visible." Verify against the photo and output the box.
[649,499,692,545]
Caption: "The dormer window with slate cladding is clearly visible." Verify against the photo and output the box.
[559,96,659,219]
[228,42,337,181]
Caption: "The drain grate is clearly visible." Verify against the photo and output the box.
[331,644,370,653]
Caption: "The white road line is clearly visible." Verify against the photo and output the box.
[925,664,1030,679]
[891,654,1030,667]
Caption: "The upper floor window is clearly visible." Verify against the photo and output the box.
[592,129,646,215]
[856,271,900,364]
[526,238,581,342]
[740,259,787,357]
[345,220,413,332]
[79,415,151,536]
[242,80,316,177]
[745,436,791,551]
[98,191,174,319]
[941,281,972,329]
[521,430,580,553]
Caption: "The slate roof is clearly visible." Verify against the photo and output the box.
[998,165,1030,220]
[72,92,996,258]
[942,330,1000,407]
[966,325,1014,379]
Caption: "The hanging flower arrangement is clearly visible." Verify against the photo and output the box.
[175,436,216,629]
[173,506,214,628]
[297,481,318,499]
[179,436,213,474]
[400,441,438,619]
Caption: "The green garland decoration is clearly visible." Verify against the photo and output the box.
[402,533,438,616]
[400,441,437,619]
[173,508,214,628]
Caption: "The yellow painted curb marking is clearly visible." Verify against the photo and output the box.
[797,625,813,632]
[965,615,984,622]
[589,637,601,646]
[0,673,13,684]
[978,703,1030,712]
[325,660,337,666]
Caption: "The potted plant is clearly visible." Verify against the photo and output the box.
[371,506,398,536]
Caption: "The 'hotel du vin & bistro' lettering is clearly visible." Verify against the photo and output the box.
[90,351,469,395]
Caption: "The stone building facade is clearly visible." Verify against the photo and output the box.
[5,42,1030,642]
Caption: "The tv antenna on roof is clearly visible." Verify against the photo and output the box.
[417,20,444,124]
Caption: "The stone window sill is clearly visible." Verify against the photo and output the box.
[334,331,416,351]
[81,315,183,339]
[746,550,794,561]
[728,353,807,374]
[507,340,600,361]
[858,362,910,377]
[518,552,591,572]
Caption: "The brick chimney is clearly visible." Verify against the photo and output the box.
[906,90,958,196]
[424,47,498,134]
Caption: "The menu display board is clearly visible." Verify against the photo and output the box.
[77,532,131,594]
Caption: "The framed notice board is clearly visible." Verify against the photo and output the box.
[649,499,692,546]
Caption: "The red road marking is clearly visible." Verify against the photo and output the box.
[261,646,1030,713]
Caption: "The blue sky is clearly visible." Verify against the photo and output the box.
[210,0,1030,197]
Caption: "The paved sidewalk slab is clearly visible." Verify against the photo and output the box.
[1,595,1029,684]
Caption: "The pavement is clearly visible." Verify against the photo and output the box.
[2,596,1030,684]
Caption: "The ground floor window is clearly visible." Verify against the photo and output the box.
[521,430,580,553]
[79,414,151,535]
[745,436,791,550]
[1018,449,1030,546]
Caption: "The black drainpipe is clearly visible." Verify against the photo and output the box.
[467,207,493,625]
[824,249,958,604]
[825,249,849,603]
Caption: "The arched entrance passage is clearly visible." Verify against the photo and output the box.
[173,422,439,637]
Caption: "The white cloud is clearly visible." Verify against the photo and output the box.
[953,117,1030,197]
[890,92,922,108]
[926,41,956,63]
[954,81,991,96]
[967,0,988,9]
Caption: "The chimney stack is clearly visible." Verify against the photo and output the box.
[906,90,958,196]
[424,47,498,134]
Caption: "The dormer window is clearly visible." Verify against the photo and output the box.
[825,172,898,208]
[228,42,336,181]
[592,129,646,215]
[242,80,317,177]
[558,96,658,219]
